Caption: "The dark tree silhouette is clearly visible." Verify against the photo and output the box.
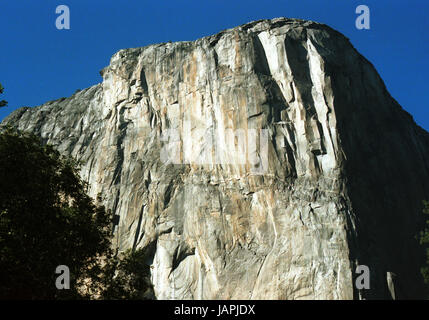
[0,127,154,299]
[419,200,429,297]
[0,83,7,107]
[0,127,112,299]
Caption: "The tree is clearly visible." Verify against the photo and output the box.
[0,127,154,299]
[0,127,113,299]
[87,248,155,300]
[0,83,7,107]
[419,200,429,295]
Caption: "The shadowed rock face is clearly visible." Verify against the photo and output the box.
[2,17,429,299]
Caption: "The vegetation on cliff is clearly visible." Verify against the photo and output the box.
[0,83,7,107]
[0,126,152,299]
[419,200,429,297]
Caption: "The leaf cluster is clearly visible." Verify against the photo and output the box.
[0,83,7,107]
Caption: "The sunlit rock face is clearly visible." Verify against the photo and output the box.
[2,18,429,299]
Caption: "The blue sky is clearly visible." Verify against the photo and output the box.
[1,0,428,130]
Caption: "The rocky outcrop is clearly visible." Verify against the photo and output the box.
[2,17,429,299]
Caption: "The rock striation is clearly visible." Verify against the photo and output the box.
[2,18,429,299]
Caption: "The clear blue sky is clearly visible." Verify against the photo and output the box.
[1,0,428,131]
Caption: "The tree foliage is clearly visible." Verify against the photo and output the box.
[0,127,153,299]
[85,248,155,300]
[419,200,429,294]
[0,83,7,107]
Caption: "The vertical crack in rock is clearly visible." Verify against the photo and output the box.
[132,205,145,251]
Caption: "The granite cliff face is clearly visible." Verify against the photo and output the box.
[2,18,429,299]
